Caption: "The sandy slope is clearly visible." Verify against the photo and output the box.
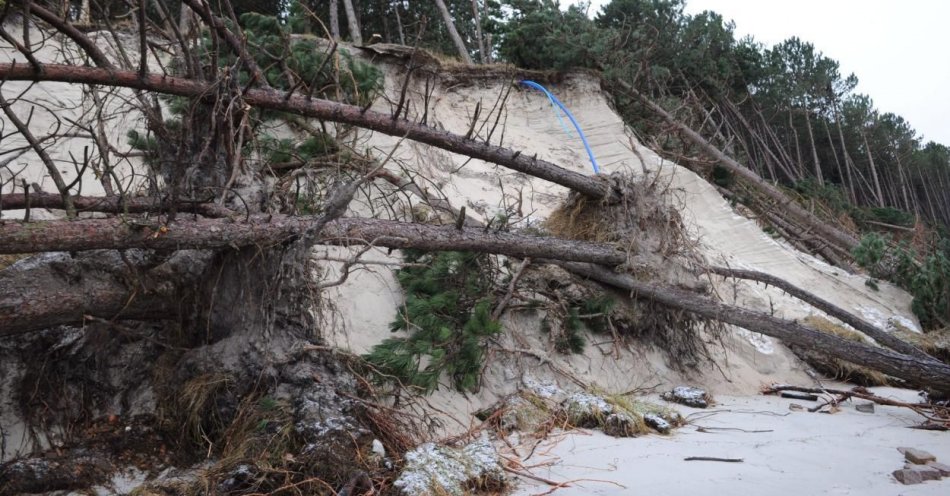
[511,388,949,495]
[326,63,918,397]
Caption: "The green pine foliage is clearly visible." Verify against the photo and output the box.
[558,308,586,354]
[364,251,501,393]
[240,12,382,105]
[259,134,337,165]
[128,10,381,185]
[540,295,617,355]
[853,233,950,329]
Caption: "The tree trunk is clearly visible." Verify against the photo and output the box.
[0,192,235,218]
[804,110,823,185]
[0,63,615,201]
[555,261,950,391]
[329,0,341,40]
[894,153,913,213]
[434,0,473,64]
[832,103,857,203]
[0,215,625,265]
[471,0,486,63]
[393,0,406,45]
[342,0,363,45]
[0,250,207,337]
[861,129,885,206]
[789,110,805,180]
[823,118,844,187]
[709,266,935,362]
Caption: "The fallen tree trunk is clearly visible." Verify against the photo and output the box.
[616,80,859,253]
[709,266,936,362]
[0,250,209,336]
[0,215,626,264]
[2,217,947,392]
[2,213,928,358]
[555,261,950,391]
[0,193,234,218]
[0,64,616,201]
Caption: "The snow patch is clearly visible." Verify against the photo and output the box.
[394,434,503,496]
[857,306,920,333]
[736,329,775,354]
[521,374,562,399]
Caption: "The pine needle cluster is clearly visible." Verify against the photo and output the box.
[364,251,501,393]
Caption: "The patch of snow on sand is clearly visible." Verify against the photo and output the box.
[395,434,502,496]
[736,329,775,354]
[858,305,921,333]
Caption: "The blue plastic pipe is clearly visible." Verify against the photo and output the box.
[519,80,601,174]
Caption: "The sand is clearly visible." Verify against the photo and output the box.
[510,388,948,495]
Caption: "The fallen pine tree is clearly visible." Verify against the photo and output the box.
[1,210,948,391]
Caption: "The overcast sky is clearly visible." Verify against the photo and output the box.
[573,0,950,145]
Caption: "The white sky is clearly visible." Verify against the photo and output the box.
[573,0,950,145]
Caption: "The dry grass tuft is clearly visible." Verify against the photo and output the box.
[543,173,715,369]
[0,253,27,271]
[174,372,234,448]
[897,326,950,364]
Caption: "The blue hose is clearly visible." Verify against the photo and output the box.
[525,82,574,137]
[519,80,600,174]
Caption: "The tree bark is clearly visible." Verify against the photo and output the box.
[471,0,486,63]
[861,129,885,207]
[832,103,857,203]
[0,63,615,201]
[789,110,805,179]
[393,0,406,45]
[555,261,950,391]
[804,110,823,185]
[329,0,341,40]
[342,0,363,45]
[434,0,473,64]
[0,250,208,337]
[822,118,844,188]
[0,193,235,218]
[709,266,936,362]
[0,216,627,265]
[617,80,859,253]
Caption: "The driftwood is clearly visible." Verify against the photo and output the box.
[764,385,949,424]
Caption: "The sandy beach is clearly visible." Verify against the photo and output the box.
[511,388,948,495]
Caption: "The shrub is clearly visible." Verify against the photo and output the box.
[853,233,950,330]
[364,251,501,393]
